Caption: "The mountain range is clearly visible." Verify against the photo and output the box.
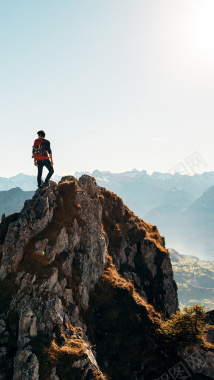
[145,184,214,260]
[1,170,214,260]
[0,173,61,191]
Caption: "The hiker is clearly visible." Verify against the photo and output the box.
[32,130,54,189]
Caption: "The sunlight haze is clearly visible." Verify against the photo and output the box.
[1,0,214,176]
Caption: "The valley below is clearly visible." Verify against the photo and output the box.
[169,248,214,311]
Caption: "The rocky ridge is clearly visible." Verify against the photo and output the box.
[0,175,213,379]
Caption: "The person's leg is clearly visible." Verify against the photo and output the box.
[37,161,44,187]
[43,160,54,183]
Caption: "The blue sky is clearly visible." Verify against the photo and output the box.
[1,0,214,177]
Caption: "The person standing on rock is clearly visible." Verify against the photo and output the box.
[32,130,54,189]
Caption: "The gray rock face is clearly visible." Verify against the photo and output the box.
[206,310,214,344]
[0,178,110,379]
[181,347,214,379]
[0,175,209,379]
[0,187,56,280]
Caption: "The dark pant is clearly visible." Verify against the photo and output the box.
[37,160,54,187]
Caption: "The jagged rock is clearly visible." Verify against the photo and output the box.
[18,307,37,343]
[0,321,6,334]
[79,175,99,197]
[0,175,212,379]
[49,368,59,380]
[181,347,214,379]
[13,349,39,380]
[206,309,214,344]
[0,185,57,280]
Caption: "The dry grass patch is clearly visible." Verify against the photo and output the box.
[32,324,94,380]
[89,368,106,380]
[103,257,161,323]
[46,324,86,359]
[101,188,166,254]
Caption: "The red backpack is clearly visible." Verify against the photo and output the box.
[32,139,48,158]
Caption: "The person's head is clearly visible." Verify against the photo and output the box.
[37,130,45,139]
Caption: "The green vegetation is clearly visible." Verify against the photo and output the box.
[158,305,214,350]
[169,249,214,311]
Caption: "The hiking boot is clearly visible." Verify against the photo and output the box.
[40,182,49,190]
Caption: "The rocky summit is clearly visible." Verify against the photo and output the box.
[0,175,213,380]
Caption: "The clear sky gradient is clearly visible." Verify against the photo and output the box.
[1,0,214,177]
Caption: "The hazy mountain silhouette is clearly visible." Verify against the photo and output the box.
[0,187,34,217]
[146,185,214,260]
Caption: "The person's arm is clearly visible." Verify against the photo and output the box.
[49,153,53,166]
[46,140,54,166]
